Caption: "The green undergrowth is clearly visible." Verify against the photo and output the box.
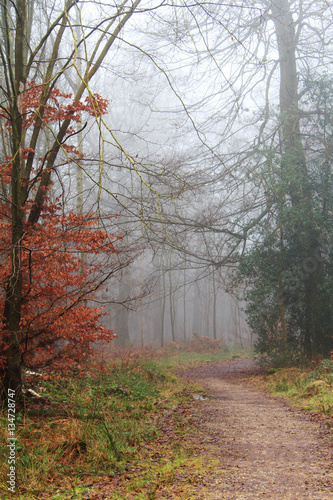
[262,359,333,417]
[0,356,219,499]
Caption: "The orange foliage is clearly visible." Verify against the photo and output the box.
[0,82,109,186]
[0,202,118,371]
[1,81,109,131]
[0,81,116,372]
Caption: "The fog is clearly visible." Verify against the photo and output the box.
[58,0,333,349]
[2,0,333,356]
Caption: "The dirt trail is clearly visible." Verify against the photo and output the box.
[177,359,333,500]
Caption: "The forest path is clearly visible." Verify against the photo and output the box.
[176,359,333,500]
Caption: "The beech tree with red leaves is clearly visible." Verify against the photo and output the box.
[0,80,120,402]
[0,0,141,404]
[0,199,119,371]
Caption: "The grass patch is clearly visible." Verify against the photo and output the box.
[0,352,224,499]
[155,345,253,371]
[261,359,333,418]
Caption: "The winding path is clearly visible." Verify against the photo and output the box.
[177,359,333,499]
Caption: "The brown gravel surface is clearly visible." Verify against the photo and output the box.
[176,358,333,499]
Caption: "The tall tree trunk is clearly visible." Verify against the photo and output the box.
[183,265,187,344]
[212,270,217,340]
[1,0,26,405]
[160,265,166,347]
[168,268,176,342]
[272,0,320,357]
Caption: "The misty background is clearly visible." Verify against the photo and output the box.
[2,0,333,355]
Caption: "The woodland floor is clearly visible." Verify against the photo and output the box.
[173,358,333,500]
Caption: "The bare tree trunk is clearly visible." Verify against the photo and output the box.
[183,265,187,344]
[168,268,176,342]
[1,0,26,405]
[212,270,217,340]
[160,261,166,347]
